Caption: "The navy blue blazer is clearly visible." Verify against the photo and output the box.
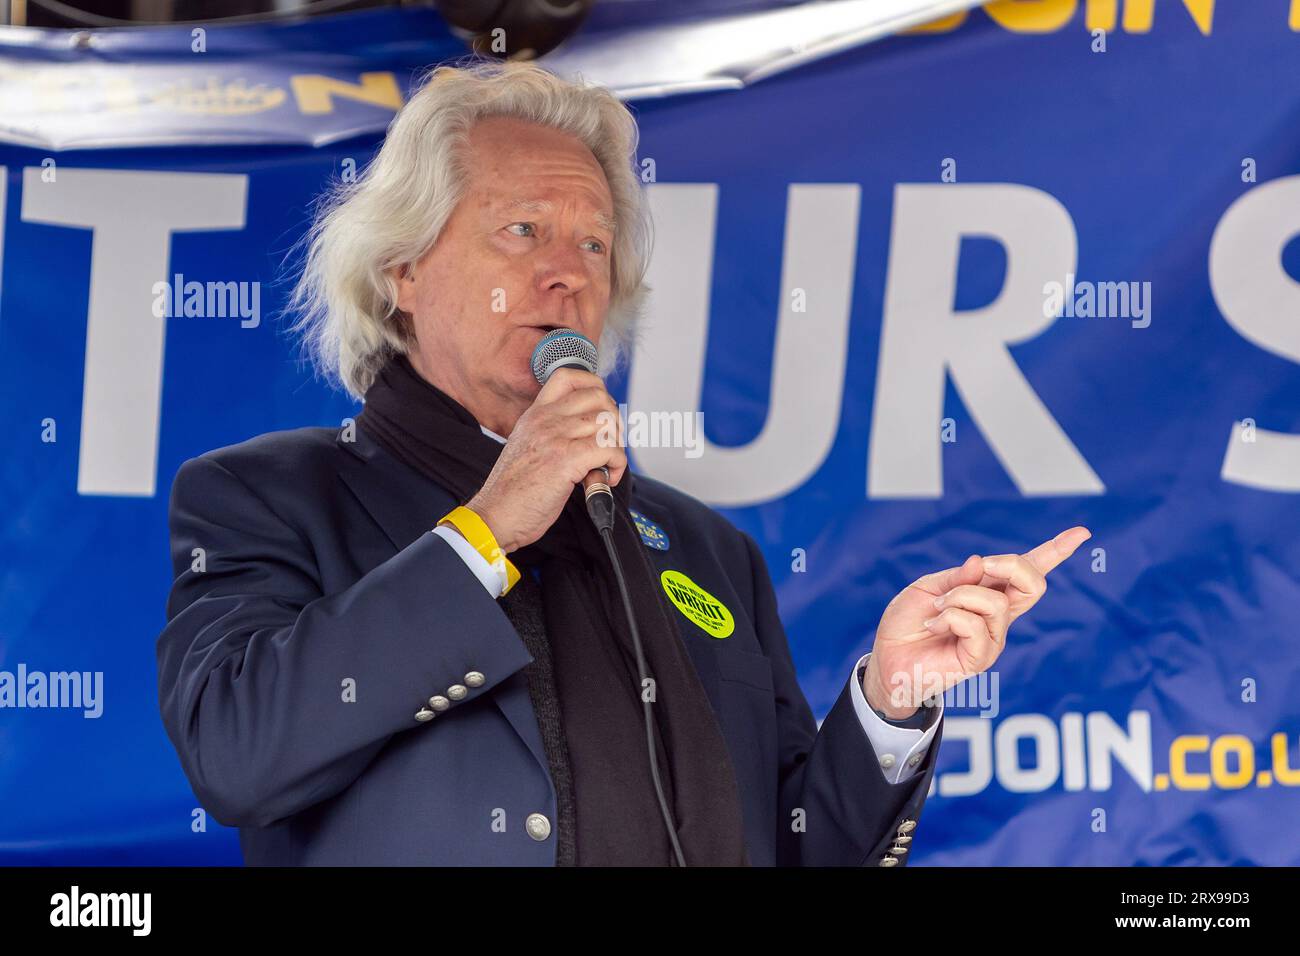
[157,424,941,865]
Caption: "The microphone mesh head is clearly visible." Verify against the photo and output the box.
[531,328,598,384]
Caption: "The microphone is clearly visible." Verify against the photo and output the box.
[530,328,616,532]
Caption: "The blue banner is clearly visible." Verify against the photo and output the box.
[2,2,1298,865]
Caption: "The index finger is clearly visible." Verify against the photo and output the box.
[535,365,606,405]
[1024,526,1092,575]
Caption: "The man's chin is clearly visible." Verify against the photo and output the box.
[482,337,547,411]
[497,368,541,408]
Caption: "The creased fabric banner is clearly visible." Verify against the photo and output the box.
[1,3,1297,865]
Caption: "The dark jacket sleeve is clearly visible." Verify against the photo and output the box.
[739,531,942,867]
[156,454,533,829]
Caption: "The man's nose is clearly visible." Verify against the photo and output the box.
[537,240,588,295]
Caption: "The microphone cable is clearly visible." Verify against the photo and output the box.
[587,490,688,867]
[531,327,686,865]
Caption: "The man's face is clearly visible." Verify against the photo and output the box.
[395,115,616,430]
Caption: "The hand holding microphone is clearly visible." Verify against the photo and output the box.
[467,330,625,552]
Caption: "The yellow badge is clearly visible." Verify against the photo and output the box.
[660,569,735,639]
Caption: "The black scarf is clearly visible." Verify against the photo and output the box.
[357,353,749,866]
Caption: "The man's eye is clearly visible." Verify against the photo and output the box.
[506,222,535,237]
[583,239,606,254]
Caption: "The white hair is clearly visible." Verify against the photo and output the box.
[288,58,653,399]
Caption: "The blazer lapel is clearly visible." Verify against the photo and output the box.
[334,425,455,552]
[334,426,552,777]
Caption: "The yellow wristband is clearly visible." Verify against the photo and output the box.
[437,505,521,597]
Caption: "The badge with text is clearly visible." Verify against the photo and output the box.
[629,508,670,551]
[660,569,735,639]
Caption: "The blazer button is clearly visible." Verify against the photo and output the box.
[893,835,913,845]
[526,813,552,841]
[414,708,436,722]
[888,845,909,856]
[447,684,468,701]
[897,819,916,834]
[464,671,486,688]
[428,695,451,712]
[878,856,899,867]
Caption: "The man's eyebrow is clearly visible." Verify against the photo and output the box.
[500,198,617,234]
[503,198,553,215]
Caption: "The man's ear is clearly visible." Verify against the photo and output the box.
[388,262,415,314]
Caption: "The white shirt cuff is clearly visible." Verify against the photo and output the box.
[850,652,943,785]
[432,525,505,599]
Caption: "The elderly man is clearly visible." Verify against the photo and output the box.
[157,60,1089,866]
